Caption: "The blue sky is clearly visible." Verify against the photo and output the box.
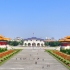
[0,0,70,40]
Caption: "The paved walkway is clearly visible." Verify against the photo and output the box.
[0,48,68,70]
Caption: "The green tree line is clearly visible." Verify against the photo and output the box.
[7,40,23,46]
[45,41,61,47]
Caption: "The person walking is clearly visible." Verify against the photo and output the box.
[35,61,37,64]
[16,58,17,60]
[42,66,44,69]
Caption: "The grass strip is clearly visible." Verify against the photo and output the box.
[46,50,70,70]
[0,49,22,66]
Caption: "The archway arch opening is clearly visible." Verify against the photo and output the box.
[32,43,36,47]
[28,43,31,46]
[37,43,40,46]
[41,43,43,46]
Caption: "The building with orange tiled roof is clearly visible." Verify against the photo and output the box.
[0,35,11,45]
[59,36,70,49]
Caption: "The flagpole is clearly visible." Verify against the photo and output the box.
[33,33,34,37]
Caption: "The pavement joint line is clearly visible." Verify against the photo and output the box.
[0,68,24,69]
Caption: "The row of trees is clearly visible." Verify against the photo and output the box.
[7,40,61,47]
[45,41,61,47]
[7,40,23,46]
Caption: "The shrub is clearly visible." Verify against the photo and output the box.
[47,50,70,68]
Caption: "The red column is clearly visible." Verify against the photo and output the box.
[1,42,2,45]
[2,42,3,45]
[3,42,5,45]
[5,42,6,45]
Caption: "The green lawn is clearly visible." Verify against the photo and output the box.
[45,50,70,70]
[0,49,22,66]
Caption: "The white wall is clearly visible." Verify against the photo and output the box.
[0,45,13,50]
[61,46,70,49]
[23,40,45,46]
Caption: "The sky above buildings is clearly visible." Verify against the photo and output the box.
[0,0,70,40]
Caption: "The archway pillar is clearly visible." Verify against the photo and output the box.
[39,43,41,47]
[36,43,37,47]
[31,43,32,47]
[37,43,40,47]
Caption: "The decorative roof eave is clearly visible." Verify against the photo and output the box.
[65,36,70,39]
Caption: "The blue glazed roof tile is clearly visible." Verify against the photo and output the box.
[24,37,44,41]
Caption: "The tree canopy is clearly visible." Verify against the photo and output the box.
[7,40,23,46]
[45,41,61,47]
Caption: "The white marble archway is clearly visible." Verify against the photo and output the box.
[23,38,45,47]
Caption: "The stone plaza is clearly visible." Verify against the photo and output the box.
[0,47,68,70]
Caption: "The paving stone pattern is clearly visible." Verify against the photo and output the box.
[0,48,68,70]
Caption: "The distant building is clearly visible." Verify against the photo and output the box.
[44,37,56,42]
[23,37,45,47]
[14,37,23,42]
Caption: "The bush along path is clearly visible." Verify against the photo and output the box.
[0,48,7,53]
[0,49,22,65]
[46,50,70,69]
[60,49,70,55]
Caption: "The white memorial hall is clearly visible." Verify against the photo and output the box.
[23,37,45,47]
